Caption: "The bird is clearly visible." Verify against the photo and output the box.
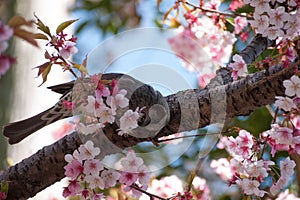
[3,73,169,144]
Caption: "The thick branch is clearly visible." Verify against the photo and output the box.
[0,62,298,199]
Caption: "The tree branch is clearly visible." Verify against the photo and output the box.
[1,60,298,199]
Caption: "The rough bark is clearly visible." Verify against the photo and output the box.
[0,62,298,199]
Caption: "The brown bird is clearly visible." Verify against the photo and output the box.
[3,73,169,144]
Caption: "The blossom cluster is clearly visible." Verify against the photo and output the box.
[245,0,300,40]
[63,141,150,199]
[143,175,211,200]
[274,75,300,112]
[168,12,236,72]
[228,54,247,80]
[0,20,15,78]
[75,76,143,136]
[48,31,78,59]
[211,129,296,198]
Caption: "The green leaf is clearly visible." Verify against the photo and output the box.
[235,4,254,14]
[35,62,52,86]
[56,19,79,34]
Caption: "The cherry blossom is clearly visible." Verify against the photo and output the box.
[269,7,289,28]
[280,157,296,178]
[119,171,138,185]
[274,96,297,111]
[283,75,300,97]
[276,189,300,200]
[263,26,284,40]
[249,0,271,14]
[101,169,121,188]
[210,158,234,181]
[76,122,104,135]
[0,21,13,42]
[236,178,265,197]
[228,54,247,80]
[96,105,115,124]
[234,16,248,34]
[77,141,101,161]
[249,13,269,34]
[83,159,104,176]
[64,160,83,180]
[0,55,15,77]
[85,175,105,189]
[120,151,144,172]
[0,41,8,53]
[118,108,141,136]
[59,41,78,59]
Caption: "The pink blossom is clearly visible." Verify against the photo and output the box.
[234,16,248,34]
[274,96,297,111]
[244,160,270,178]
[0,192,6,200]
[204,0,220,10]
[137,164,150,185]
[67,180,81,195]
[83,159,104,176]
[64,160,83,180]
[280,157,295,178]
[76,122,104,135]
[0,41,8,53]
[0,55,15,78]
[236,130,253,148]
[228,54,247,80]
[250,13,269,34]
[249,0,271,14]
[147,175,183,198]
[236,178,265,197]
[239,31,250,42]
[101,169,121,188]
[96,105,115,124]
[263,26,284,40]
[118,108,141,136]
[285,15,300,40]
[0,21,13,42]
[81,189,89,199]
[276,189,300,200]
[283,75,300,97]
[119,171,138,185]
[269,7,289,28]
[106,89,129,113]
[120,151,144,172]
[77,141,100,161]
[62,187,72,198]
[59,41,78,59]
[210,158,234,180]
[198,72,216,88]
[192,177,211,200]
[85,174,105,189]
[285,47,296,62]
[229,0,244,11]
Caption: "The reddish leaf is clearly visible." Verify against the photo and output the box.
[35,62,52,86]
[34,14,51,36]
[44,50,51,59]
[8,15,33,28]
[56,19,78,34]
[14,28,38,47]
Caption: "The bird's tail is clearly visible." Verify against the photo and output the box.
[3,105,71,144]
